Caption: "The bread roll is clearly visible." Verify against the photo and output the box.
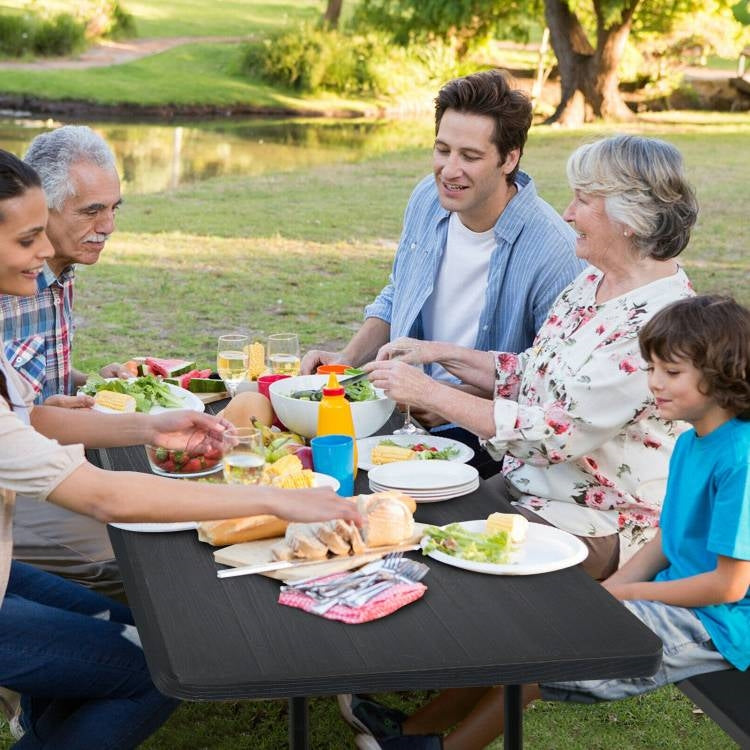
[197,515,288,546]
[357,493,415,547]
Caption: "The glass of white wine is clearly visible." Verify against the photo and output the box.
[267,333,301,376]
[217,334,249,398]
[222,427,266,485]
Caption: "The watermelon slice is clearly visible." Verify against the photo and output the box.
[145,357,196,378]
[176,369,212,389]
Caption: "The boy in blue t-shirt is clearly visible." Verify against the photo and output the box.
[539,294,750,705]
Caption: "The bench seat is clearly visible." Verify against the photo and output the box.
[678,669,750,748]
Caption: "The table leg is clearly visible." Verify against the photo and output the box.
[288,696,309,750]
[504,685,522,750]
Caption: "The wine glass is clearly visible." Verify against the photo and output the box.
[217,334,249,398]
[267,333,301,376]
[222,427,266,485]
[388,347,427,436]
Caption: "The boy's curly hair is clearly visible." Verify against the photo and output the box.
[639,295,750,419]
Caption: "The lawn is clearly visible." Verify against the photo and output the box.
[0,0,323,37]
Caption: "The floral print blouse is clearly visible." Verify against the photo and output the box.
[484,266,694,563]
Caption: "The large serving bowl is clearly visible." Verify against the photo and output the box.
[268,374,395,439]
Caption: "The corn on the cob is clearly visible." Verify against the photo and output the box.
[246,342,266,380]
[371,444,415,465]
[486,512,528,544]
[274,469,315,489]
[266,453,303,477]
[94,391,137,412]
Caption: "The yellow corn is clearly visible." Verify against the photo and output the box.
[486,513,528,544]
[246,342,266,380]
[94,391,136,412]
[266,453,303,477]
[274,469,315,489]
[371,444,415,465]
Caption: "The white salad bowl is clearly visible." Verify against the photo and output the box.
[268,374,395,439]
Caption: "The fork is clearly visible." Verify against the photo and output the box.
[284,552,402,598]
[311,557,428,614]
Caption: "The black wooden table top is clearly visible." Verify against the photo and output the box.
[105,403,662,702]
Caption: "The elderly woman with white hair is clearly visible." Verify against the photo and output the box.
[347,135,699,750]
[366,134,697,582]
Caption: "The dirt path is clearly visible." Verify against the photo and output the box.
[0,35,251,70]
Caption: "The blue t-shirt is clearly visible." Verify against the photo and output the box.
[655,418,750,670]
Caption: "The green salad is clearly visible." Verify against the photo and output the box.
[422,523,513,564]
[82,374,184,413]
[291,368,378,402]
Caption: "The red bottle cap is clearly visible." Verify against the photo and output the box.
[322,372,344,396]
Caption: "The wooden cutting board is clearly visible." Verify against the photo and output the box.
[195,391,228,405]
[213,523,428,582]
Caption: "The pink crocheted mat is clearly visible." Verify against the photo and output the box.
[278,572,427,624]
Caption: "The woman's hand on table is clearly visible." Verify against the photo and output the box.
[270,488,362,525]
[363,359,433,410]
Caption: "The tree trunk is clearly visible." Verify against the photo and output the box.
[322,0,344,28]
[544,0,638,125]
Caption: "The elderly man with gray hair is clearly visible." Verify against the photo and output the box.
[0,125,129,599]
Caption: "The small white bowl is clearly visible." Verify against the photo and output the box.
[268,374,394,439]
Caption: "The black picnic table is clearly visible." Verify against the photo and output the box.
[104,405,662,750]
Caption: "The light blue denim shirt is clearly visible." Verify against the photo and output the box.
[365,172,584,368]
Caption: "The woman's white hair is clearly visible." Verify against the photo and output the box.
[23,126,116,212]
[566,135,698,260]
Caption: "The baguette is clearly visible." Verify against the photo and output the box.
[197,514,288,546]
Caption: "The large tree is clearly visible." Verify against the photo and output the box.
[356,0,740,125]
[545,0,637,124]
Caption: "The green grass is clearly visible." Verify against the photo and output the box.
[0,0,322,37]
[0,42,378,113]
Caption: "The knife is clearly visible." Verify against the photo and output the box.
[216,543,421,579]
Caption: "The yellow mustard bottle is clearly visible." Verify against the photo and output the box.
[316,373,358,476]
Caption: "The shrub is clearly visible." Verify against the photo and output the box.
[241,24,464,98]
[32,13,86,57]
[0,14,31,58]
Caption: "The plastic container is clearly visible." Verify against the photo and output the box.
[316,373,358,476]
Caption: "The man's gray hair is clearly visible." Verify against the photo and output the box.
[23,125,117,212]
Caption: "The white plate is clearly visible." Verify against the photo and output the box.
[369,479,479,503]
[312,472,340,491]
[422,520,588,575]
[369,478,479,495]
[368,460,478,491]
[357,435,474,472]
[87,380,205,415]
[109,521,198,533]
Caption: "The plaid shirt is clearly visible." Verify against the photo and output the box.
[0,264,76,403]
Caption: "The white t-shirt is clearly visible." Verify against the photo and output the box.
[421,212,495,382]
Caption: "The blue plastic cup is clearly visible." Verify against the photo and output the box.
[311,434,354,496]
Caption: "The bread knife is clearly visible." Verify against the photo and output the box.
[216,543,421,579]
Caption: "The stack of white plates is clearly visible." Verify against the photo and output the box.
[368,460,479,503]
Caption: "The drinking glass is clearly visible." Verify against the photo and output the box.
[223,427,266,485]
[267,333,301,376]
[389,347,427,436]
[217,334,249,398]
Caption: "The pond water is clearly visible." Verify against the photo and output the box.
[0,115,434,195]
